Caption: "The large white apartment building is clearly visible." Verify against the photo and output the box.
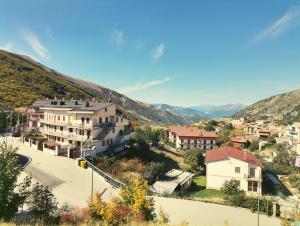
[277,122,300,154]
[168,126,217,150]
[205,146,262,195]
[29,99,130,155]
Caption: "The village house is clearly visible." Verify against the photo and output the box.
[168,125,217,151]
[205,146,262,195]
[277,122,300,155]
[27,99,130,156]
[230,136,251,149]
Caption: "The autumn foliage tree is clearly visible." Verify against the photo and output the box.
[88,178,155,225]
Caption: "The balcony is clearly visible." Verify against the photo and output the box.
[244,174,262,182]
[39,128,88,141]
[39,119,94,129]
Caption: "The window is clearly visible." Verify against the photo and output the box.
[63,116,65,121]
[69,128,73,133]
[181,145,184,148]
[250,168,255,178]
[121,117,123,122]
[58,116,60,121]
[204,140,207,144]
[105,117,108,123]
[102,140,105,146]
[204,145,206,150]
[69,140,73,144]
[105,108,107,112]
[181,139,183,143]
[210,140,213,144]
[86,118,90,124]
[60,126,63,131]
[106,139,110,145]
[188,139,190,144]
[235,167,240,173]
[248,181,258,192]
[110,138,113,144]
[62,138,64,142]
[81,117,85,123]
[112,128,115,133]
[87,130,91,138]
[99,117,102,123]
[116,117,119,123]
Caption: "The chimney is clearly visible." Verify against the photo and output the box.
[243,150,247,160]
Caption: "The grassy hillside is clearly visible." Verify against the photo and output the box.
[234,89,300,124]
[0,50,94,108]
[0,50,198,125]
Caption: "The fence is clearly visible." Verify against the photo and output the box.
[83,158,125,189]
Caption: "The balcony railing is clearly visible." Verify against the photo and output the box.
[39,128,88,141]
[244,174,262,181]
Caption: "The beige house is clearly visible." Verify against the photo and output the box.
[29,99,130,155]
[205,146,262,195]
[168,126,217,151]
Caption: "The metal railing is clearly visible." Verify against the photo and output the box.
[83,157,125,189]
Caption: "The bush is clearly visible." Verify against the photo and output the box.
[222,179,243,196]
[225,193,274,216]
[60,207,91,225]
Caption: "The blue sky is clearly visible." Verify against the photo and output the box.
[1,0,300,106]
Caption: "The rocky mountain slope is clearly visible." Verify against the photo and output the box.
[0,50,198,125]
[234,89,300,123]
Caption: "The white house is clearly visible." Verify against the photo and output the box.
[277,122,300,155]
[28,99,130,156]
[168,126,217,151]
[205,146,262,195]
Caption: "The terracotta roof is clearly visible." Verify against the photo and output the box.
[169,126,217,138]
[205,146,261,167]
[231,136,248,143]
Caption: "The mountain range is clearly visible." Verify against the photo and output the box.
[154,103,245,118]
[0,50,201,125]
[234,89,300,124]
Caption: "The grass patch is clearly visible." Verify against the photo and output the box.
[185,176,225,201]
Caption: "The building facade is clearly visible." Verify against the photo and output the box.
[168,126,217,150]
[205,146,262,195]
[29,99,130,155]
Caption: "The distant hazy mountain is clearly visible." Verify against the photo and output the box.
[154,103,245,118]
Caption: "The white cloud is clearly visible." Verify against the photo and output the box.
[249,6,300,45]
[0,42,14,51]
[117,77,171,94]
[110,30,125,47]
[152,43,165,60]
[20,30,49,60]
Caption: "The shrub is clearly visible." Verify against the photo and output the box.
[222,179,243,196]
[60,207,90,225]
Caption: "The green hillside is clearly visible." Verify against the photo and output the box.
[0,50,94,108]
[0,50,200,125]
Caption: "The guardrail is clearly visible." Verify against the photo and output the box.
[83,157,125,189]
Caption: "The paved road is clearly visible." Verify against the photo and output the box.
[3,136,281,226]
[154,196,281,226]
[5,137,119,207]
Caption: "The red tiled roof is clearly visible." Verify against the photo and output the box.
[205,146,261,167]
[169,126,217,138]
[231,136,248,143]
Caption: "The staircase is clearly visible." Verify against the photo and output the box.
[95,122,115,140]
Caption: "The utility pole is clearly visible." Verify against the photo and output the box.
[257,173,260,226]
[91,149,94,199]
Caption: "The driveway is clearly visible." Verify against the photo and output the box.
[5,137,119,207]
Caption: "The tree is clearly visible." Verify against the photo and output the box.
[0,143,31,220]
[27,183,58,223]
[120,179,155,221]
[181,148,204,173]
[204,120,218,132]
[222,179,243,196]
[143,162,165,184]
[249,141,259,152]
